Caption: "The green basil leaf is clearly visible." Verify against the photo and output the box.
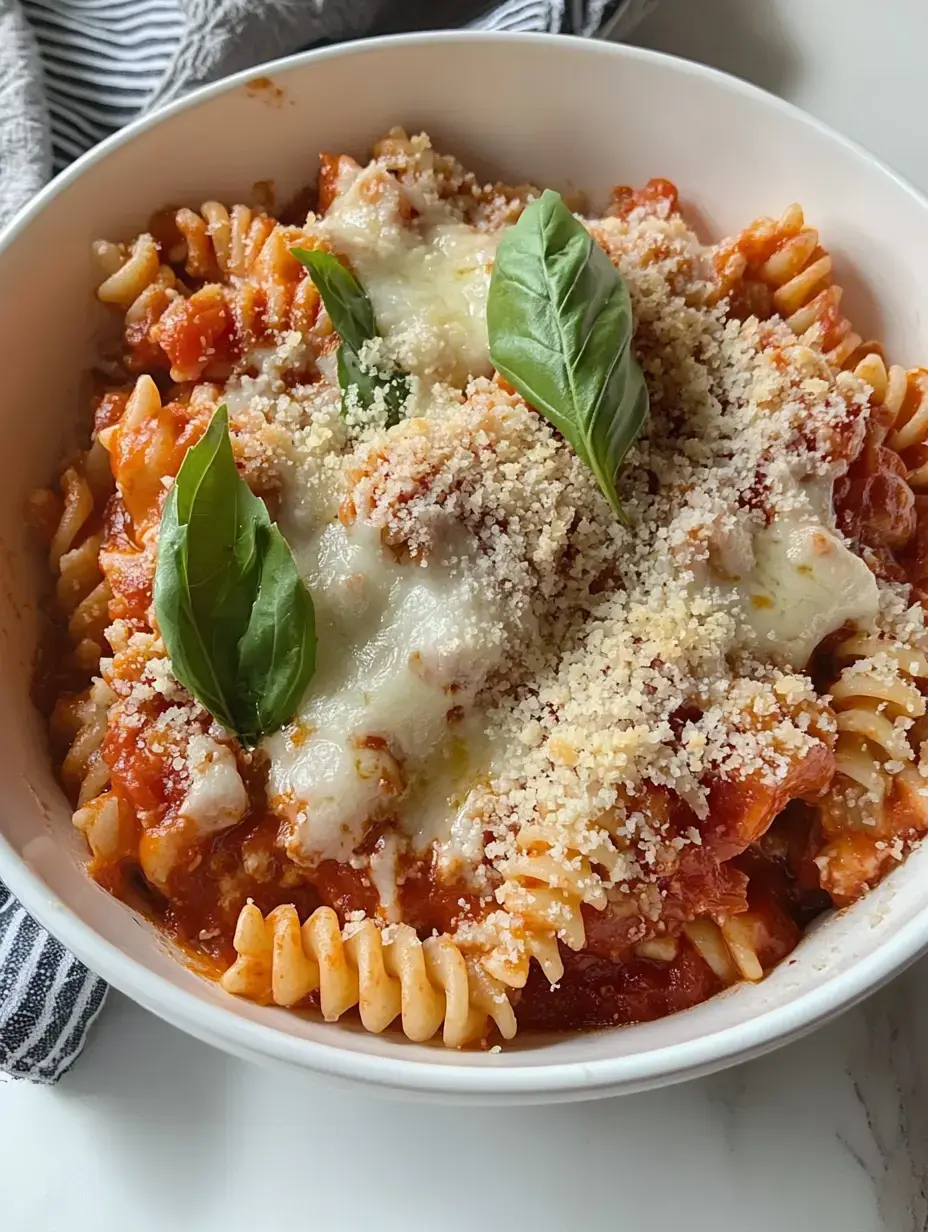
[486,189,649,522]
[336,345,378,414]
[338,346,410,429]
[237,521,316,739]
[291,246,409,428]
[153,405,316,745]
[291,246,375,354]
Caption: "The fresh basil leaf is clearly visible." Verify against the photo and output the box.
[291,246,409,428]
[291,246,375,354]
[336,345,378,414]
[154,405,316,745]
[154,415,252,733]
[237,521,316,738]
[486,189,649,522]
[338,345,410,428]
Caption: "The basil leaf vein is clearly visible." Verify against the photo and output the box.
[486,189,649,522]
[153,405,316,745]
[291,246,409,427]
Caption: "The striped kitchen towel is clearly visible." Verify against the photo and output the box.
[0,0,656,1082]
[0,883,107,1083]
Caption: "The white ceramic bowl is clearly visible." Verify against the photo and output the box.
[2,31,928,1104]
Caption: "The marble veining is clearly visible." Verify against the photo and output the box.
[4,978,928,1230]
[847,978,928,1230]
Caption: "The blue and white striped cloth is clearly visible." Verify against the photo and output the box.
[24,0,183,171]
[0,886,107,1082]
[0,0,655,1082]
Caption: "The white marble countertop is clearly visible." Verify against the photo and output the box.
[4,2,928,1229]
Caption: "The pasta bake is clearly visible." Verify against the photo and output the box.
[32,130,928,1048]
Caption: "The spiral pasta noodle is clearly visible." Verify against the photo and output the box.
[221,903,517,1048]
[51,676,117,806]
[171,208,323,339]
[95,234,185,367]
[481,824,624,987]
[811,633,928,903]
[95,233,175,310]
[629,914,769,985]
[30,440,114,671]
[726,209,926,505]
[95,208,324,381]
[98,374,202,528]
[174,201,277,281]
[682,917,765,983]
[721,204,862,368]
[720,226,922,557]
[828,633,928,801]
[95,235,226,384]
[717,220,925,503]
[855,355,928,490]
[632,935,679,962]
[72,788,139,869]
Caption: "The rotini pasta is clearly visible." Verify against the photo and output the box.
[482,824,616,987]
[638,920,764,982]
[172,205,321,326]
[633,935,680,962]
[221,903,516,1048]
[874,361,928,489]
[51,677,116,806]
[721,203,862,367]
[95,233,167,308]
[813,632,928,903]
[30,440,114,671]
[683,919,743,984]
[95,206,325,382]
[98,374,209,527]
[34,129,928,1048]
[72,789,139,870]
[725,216,918,573]
[174,202,276,281]
[828,633,928,801]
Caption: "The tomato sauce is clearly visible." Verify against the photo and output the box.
[398,858,486,937]
[608,178,679,221]
[517,831,817,1034]
[515,942,721,1031]
[702,742,835,862]
[155,286,236,377]
[96,765,485,968]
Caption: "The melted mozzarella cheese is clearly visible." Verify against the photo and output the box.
[367,832,401,922]
[720,479,880,669]
[321,168,498,387]
[740,511,879,668]
[264,521,503,866]
[179,734,248,836]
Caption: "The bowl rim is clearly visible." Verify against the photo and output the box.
[3,28,928,1098]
